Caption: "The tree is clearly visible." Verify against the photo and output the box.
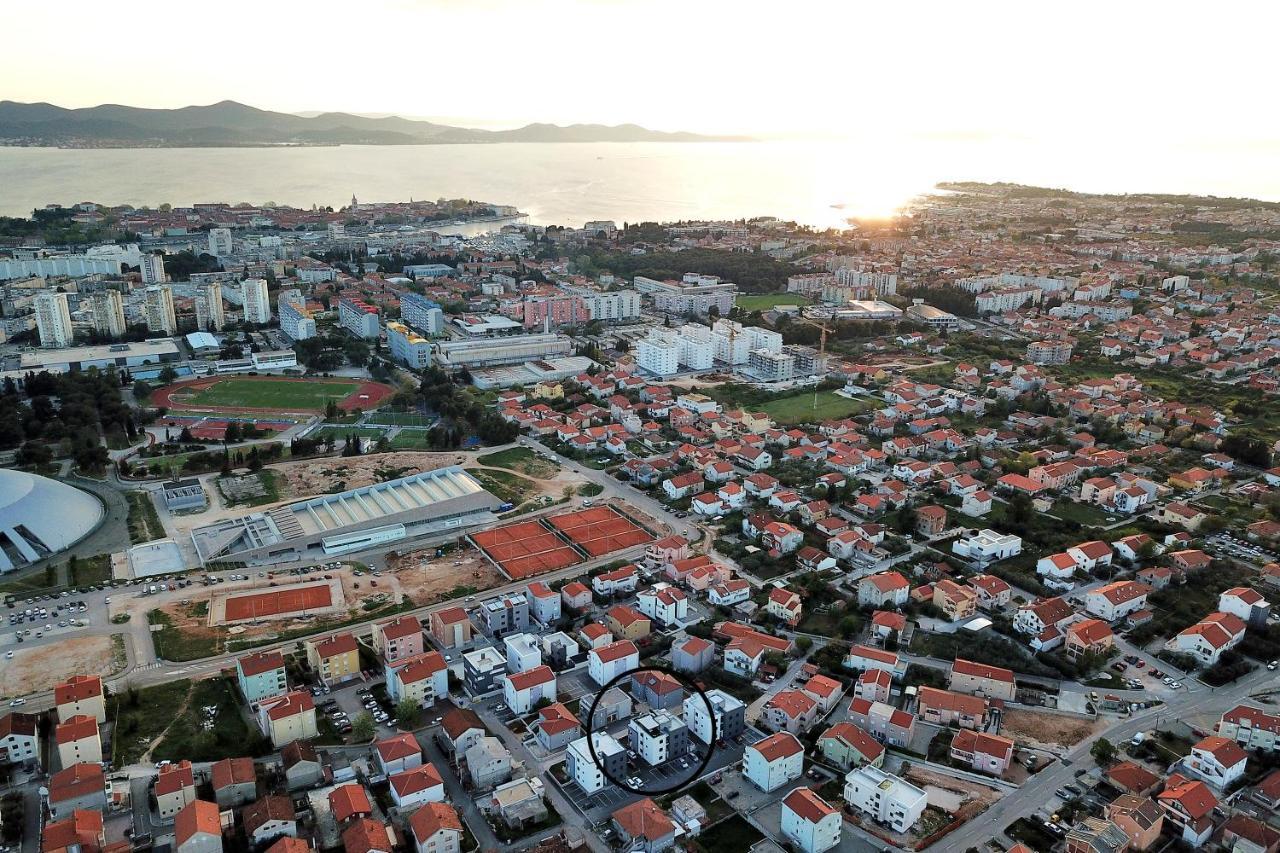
[395,698,421,728]
[795,636,813,653]
[350,712,376,742]
[158,365,178,385]
[1091,737,1116,766]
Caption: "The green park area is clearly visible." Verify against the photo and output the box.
[185,377,360,410]
[476,446,560,478]
[759,390,879,425]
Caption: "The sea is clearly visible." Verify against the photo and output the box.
[2,136,1279,228]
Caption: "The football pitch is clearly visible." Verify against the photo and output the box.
[184,377,361,410]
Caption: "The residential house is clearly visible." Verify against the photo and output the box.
[842,765,927,833]
[54,675,105,724]
[55,715,101,768]
[817,722,885,770]
[612,799,678,853]
[306,633,360,686]
[1066,619,1115,662]
[1086,581,1151,622]
[857,572,909,608]
[375,732,423,776]
[242,795,297,848]
[410,802,463,853]
[950,730,1014,776]
[503,665,556,715]
[766,588,803,626]
[1165,612,1246,665]
[933,580,977,621]
[211,756,257,807]
[174,800,222,853]
[781,788,842,853]
[47,763,106,819]
[948,659,1016,702]
[429,607,473,648]
[390,765,445,810]
[236,651,289,705]
[916,687,987,729]
[1157,773,1219,845]
[257,692,318,748]
[155,760,198,821]
[743,732,804,792]
[373,615,424,663]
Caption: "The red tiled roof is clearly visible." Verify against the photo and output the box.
[783,787,838,824]
[238,650,285,677]
[211,756,256,791]
[329,783,373,823]
[174,800,220,846]
[750,731,803,762]
[410,802,463,843]
[375,732,421,764]
[54,675,102,706]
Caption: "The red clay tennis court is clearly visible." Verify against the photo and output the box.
[472,520,582,580]
[500,547,582,579]
[549,506,653,556]
[224,584,333,621]
[471,521,548,549]
[473,506,653,579]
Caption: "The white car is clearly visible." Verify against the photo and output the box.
[8,698,24,707]
[1162,677,1173,685]
[1170,682,1182,689]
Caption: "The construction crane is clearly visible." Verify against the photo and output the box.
[788,311,829,409]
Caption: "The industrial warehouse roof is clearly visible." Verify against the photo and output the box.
[190,466,498,561]
[290,467,487,536]
[0,471,103,571]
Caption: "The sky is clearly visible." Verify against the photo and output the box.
[6,0,1279,144]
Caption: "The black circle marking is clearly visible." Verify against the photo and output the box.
[584,664,718,796]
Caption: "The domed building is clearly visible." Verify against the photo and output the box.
[0,470,103,572]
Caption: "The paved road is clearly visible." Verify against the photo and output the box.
[936,665,1279,851]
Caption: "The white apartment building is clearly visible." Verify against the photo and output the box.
[144,285,178,335]
[566,733,625,794]
[278,289,316,340]
[195,281,226,331]
[581,289,641,323]
[636,329,681,376]
[952,530,1022,566]
[743,732,804,792]
[241,278,271,324]
[710,319,782,365]
[842,765,927,833]
[208,228,233,256]
[140,253,167,284]
[503,633,542,674]
[34,291,73,348]
[677,324,715,369]
[683,690,745,744]
[747,349,796,381]
[90,290,127,338]
[781,788,843,853]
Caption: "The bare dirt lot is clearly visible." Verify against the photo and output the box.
[901,764,1003,810]
[1000,709,1105,750]
[387,546,506,602]
[0,635,122,698]
[282,451,468,496]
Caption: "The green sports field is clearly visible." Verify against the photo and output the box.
[184,377,360,410]
[735,293,811,312]
[760,390,880,425]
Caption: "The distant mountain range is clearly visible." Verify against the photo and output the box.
[0,100,750,147]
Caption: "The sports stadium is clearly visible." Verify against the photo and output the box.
[190,466,502,564]
[0,471,104,572]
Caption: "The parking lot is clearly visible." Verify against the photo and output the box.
[555,723,768,822]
